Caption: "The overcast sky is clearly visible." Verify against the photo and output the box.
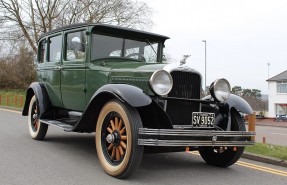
[142,0,287,94]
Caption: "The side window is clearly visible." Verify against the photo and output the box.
[65,31,86,61]
[92,34,123,60]
[38,40,46,63]
[48,35,62,62]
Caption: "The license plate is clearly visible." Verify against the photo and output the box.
[192,112,215,128]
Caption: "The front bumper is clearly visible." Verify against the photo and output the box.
[138,128,255,147]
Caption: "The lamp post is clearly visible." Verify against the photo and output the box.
[202,40,207,94]
[267,62,270,78]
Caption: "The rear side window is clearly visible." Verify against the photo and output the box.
[38,40,46,63]
[48,35,62,62]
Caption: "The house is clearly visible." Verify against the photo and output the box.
[267,70,287,118]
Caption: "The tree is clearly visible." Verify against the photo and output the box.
[231,86,242,96]
[0,0,153,54]
[0,46,36,89]
[242,88,262,100]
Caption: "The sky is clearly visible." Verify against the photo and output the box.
[142,0,287,94]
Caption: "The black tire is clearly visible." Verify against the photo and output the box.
[28,95,48,140]
[95,100,143,178]
[199,109,245,167]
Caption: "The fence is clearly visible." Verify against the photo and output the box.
[0,94,25,108]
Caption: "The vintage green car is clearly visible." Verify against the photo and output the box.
[22,23,255,178]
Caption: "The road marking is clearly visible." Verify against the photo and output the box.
[236,161,287,177]
[0,108,21,114]
[271,133,287,136]
[188,151,287,177]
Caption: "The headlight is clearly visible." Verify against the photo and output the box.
[149,70,173,96]
[210,78,231,102]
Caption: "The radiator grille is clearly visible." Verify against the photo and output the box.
[166,71,201,125]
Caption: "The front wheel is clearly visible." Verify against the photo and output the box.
[199,109,245,167]
[95,100,143,178]
[28,95,48,140]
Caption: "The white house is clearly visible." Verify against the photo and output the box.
[267,70,287,118]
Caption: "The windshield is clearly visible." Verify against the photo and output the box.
[91,34,159,63]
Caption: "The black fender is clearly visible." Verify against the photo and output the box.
[202,94,252,131]
[202,94,252,115]
[22,82,51,118]
[73,84,153,132]
[91,84,152,107]
[226,94,253,115]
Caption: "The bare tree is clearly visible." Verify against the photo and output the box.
[0,0,153,54]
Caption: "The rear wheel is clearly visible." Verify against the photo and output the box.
[95,100,143,178]
[28,95,48,140]
[199,109,245,167]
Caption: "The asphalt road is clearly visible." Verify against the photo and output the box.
[254,125,287,146]
[0,108,287,185]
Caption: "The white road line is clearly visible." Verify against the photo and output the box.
[271,133,287,136]
[0,108,22,114]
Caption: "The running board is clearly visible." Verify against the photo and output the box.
[40,119,75,131]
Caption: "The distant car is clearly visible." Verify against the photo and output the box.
[274,115,287,122]
[22,23,255,178]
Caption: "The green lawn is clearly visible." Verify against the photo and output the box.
[245,143,287,161]
[0,89,26,108]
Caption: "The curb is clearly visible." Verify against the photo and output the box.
[242,152,287,168]
[245,122,287,128]
[0,106,22,112]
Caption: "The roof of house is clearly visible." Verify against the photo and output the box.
[267,70,287,82]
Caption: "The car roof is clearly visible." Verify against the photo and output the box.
[39,23,169,42]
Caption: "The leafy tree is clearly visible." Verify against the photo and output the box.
[0,0,153,54]
[242,88,262,100]
[231,86,242,96]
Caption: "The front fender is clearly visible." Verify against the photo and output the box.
[73,84,152,132]
[202,94,253,115]
[22,82,51,117]
[90,84,152,107]
[202,94,253,131]
[226,94,253,114]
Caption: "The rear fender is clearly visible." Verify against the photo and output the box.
[22,82,51,118]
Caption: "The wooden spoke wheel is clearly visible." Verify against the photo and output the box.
[199,109,245,167]
[96,100,143,178]
[28,95,48,140]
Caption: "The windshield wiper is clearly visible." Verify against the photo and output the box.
[146,39,157,55]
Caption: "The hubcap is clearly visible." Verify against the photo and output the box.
[106,134,115,143]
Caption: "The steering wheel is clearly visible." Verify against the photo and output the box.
[125,53,146,61]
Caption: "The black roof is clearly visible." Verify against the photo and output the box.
[39,23,169,41]
[267,70,287,82]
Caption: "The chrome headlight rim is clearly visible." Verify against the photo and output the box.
[149,70,173,96]
[210,78,231,102]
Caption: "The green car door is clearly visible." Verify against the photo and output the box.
[60,29,87,111]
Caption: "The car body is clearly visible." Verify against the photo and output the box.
[22,23,255,178]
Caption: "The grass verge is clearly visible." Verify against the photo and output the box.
[0,89,26,108]
[245,143,287,161]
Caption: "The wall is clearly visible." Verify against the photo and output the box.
[268,81,287,117]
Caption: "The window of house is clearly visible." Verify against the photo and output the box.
[277,82,287,93]
[48,35,62,62]
[65,31,86,61]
